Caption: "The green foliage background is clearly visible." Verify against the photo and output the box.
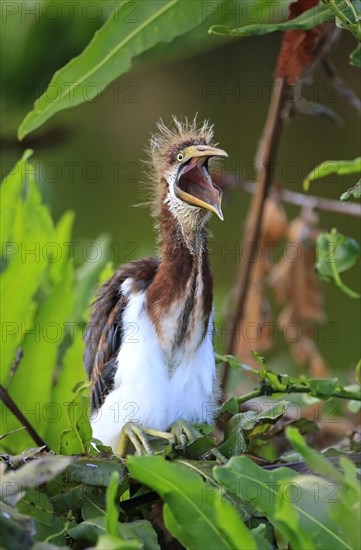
[1,1,360,549]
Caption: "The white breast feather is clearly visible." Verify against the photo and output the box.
[91,277,217,451]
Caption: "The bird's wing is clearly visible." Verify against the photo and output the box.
[83,258,159,411]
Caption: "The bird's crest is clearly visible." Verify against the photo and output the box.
[149,115,214,167]
[144,116,215,216]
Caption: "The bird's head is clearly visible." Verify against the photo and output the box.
[149,117,228,228]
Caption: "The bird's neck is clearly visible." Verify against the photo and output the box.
[147,203,213,355]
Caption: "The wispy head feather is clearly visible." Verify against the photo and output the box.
[144,115,215,217]
[150,115,214,168]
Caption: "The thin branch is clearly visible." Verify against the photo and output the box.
[218,177,361,217]
[217,381,361,417]
[263,451,361,472]
[0,384,50,450]
[322,57,361,115]
[220,77,289,396]
[232,384,361,406]
[4,348,24,389]
[278,184,361,216]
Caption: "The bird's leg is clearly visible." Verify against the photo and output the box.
[116,422,153,457]
[116,422,176,457]
[116,420,225,460]
[115,420,200,457]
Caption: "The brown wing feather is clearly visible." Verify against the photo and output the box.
[83,258,159,410]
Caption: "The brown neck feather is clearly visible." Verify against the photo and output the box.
[147,201,213,350]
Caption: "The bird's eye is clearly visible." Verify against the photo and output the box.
[177,152,184,163]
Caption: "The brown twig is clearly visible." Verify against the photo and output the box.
[322,57,361,115]
[219,0,351,396]
[219,177,361,218]
[220,77,289,396]
[0,384,50,450]
[4,348,24,389]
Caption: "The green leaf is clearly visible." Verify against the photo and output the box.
[46,328,87,451]
[286,427,343,482]
[251,524,274,550]
[219,401,288,457]
[316,229,360,298]
[214,456,352,550]
[17,491,54,526]
[350,43,361,67]
[176,458,250,519]
[95,533,140,550]
[73,233,111,322]
[218,414,247,457]
[215,352,259,374]
[274,479,315,549]
[106,471,120,537]
[68,516,106,545]
[240,400,288,430]
[286,427,361,549]
[0,156,54,383]
[69,516,158,549]
[18,0,223,139]
[0,456,72,505]
[308,378,340,398]
[323,0,361,40]
[183,433,217,459]
[0,149,33,245]
[7,261,74,447]
[216,397,240,416]
[127,455,257,550]
[73,476,148,549]
[356,360,361,385]
[316,230,360,275]
[48,211,75,284]
[123,520,160,550]
[303,157,361,191]
[209,2,333,36]
[0,501,34,550]
[59,381,93,455]
[66,458,126,487]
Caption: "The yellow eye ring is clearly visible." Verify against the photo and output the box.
[177,152,184,163]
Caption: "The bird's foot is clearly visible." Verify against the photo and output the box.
[116,422,176,457]
[115,420,227,462]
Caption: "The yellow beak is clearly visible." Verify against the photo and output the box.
[176,145,228,221]
[180,145,228,163]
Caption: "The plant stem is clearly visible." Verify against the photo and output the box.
[330,259,360,298]
[217,176,361,218]
[323,0,361,39]
[327,236,361,298]
[236,390,263,405]
[4,348,23,389]
[0,384,49,450]
[220,77,288,396]
[234,384,361,407]
[344,0,359,22]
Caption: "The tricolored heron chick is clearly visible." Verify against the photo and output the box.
[84,117,228,455]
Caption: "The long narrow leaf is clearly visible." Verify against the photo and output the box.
[18,0,223,139]
[127,455,257,550]
[209,2,333,36]
[303,157,361,190]
[214,456,353,550]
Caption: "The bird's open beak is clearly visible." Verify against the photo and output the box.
[175,145,228,221]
